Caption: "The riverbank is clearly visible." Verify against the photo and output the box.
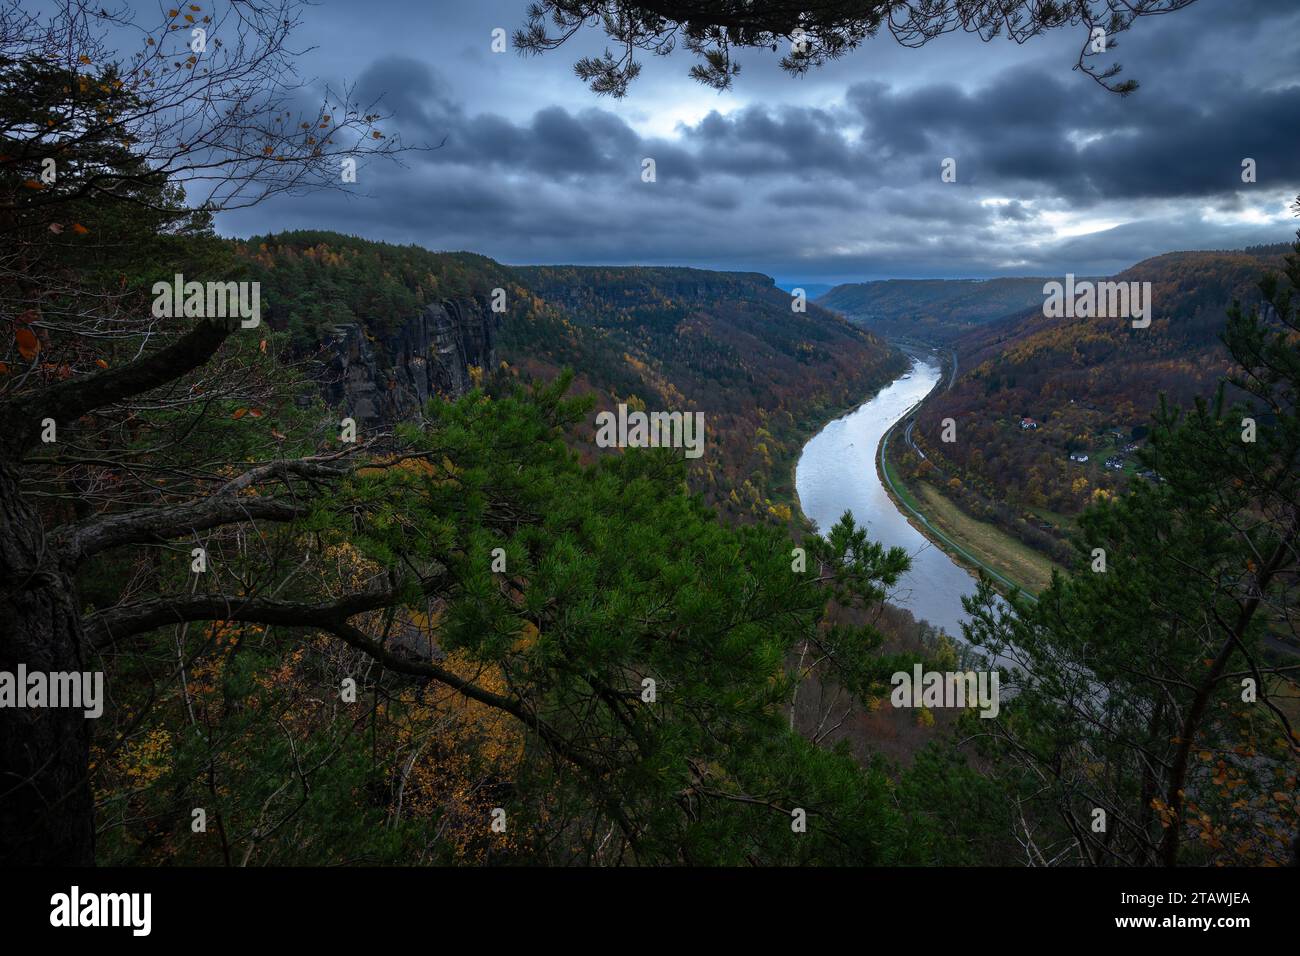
[878,408,1044,602]
[874,343,1050,601]
[795,355,981,636]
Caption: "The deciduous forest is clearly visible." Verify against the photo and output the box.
[0,0,1295,903]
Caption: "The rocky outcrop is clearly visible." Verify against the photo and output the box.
[321,297,497,426]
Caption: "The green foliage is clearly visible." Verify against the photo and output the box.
[240,232,521,347]
[955,240,1300,865]
[294,376,926,862]
[89,362,960,865]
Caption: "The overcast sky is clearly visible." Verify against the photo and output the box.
[214,0,1300,286]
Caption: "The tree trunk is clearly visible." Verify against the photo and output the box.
[0,461,95,864]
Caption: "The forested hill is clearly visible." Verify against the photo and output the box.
[237,233,905,523]
[946,243,1291,423]
[514,264,905,519]
[816,276,1053,343]
[910,243,1291,524]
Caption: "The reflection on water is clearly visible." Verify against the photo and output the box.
[795,356,978,638]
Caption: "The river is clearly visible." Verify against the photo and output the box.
[794,355,979,638]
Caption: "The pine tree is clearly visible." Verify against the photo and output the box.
[961,221,1300,865]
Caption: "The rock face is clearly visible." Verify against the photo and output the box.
[322,297,497,426]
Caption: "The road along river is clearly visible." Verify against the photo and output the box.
[794,355,981,638]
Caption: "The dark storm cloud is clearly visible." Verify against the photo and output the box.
[846,63,1300,203]
[216,0,1300,283]
[686,105,860,176]
[766,184,864,209]
[354,54,702,182]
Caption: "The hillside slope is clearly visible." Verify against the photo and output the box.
[238,233,905,524]
[817,277,1053,344]
[512,265,906,520]
[904,244,1290,552]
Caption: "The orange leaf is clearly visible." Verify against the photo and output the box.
[78,54,92,65]
[23,179,43,190]
[232,407,248,419]
[95,358,109,369]
[248,408,264,418]
[15,327,40,360]
[71,222,89,235]
[259,339,267,353]
[0,361,9,374]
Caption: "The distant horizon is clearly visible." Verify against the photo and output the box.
[228,225,1296,290]
[211,0,1300,281]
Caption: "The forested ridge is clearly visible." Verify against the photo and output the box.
[898,245,1292,558]
[818,276,1054,344]
[1,0,1295,871]
[240,233,906,523]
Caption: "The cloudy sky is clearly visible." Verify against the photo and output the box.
[215,0,1300,286]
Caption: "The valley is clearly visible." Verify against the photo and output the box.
[239,233,906,527]
[815,244,1294,578]
[4,0,1298,884]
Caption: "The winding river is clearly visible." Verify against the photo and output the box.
[795,355,979,638]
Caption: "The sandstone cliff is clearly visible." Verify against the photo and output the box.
[321,296,497,426]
